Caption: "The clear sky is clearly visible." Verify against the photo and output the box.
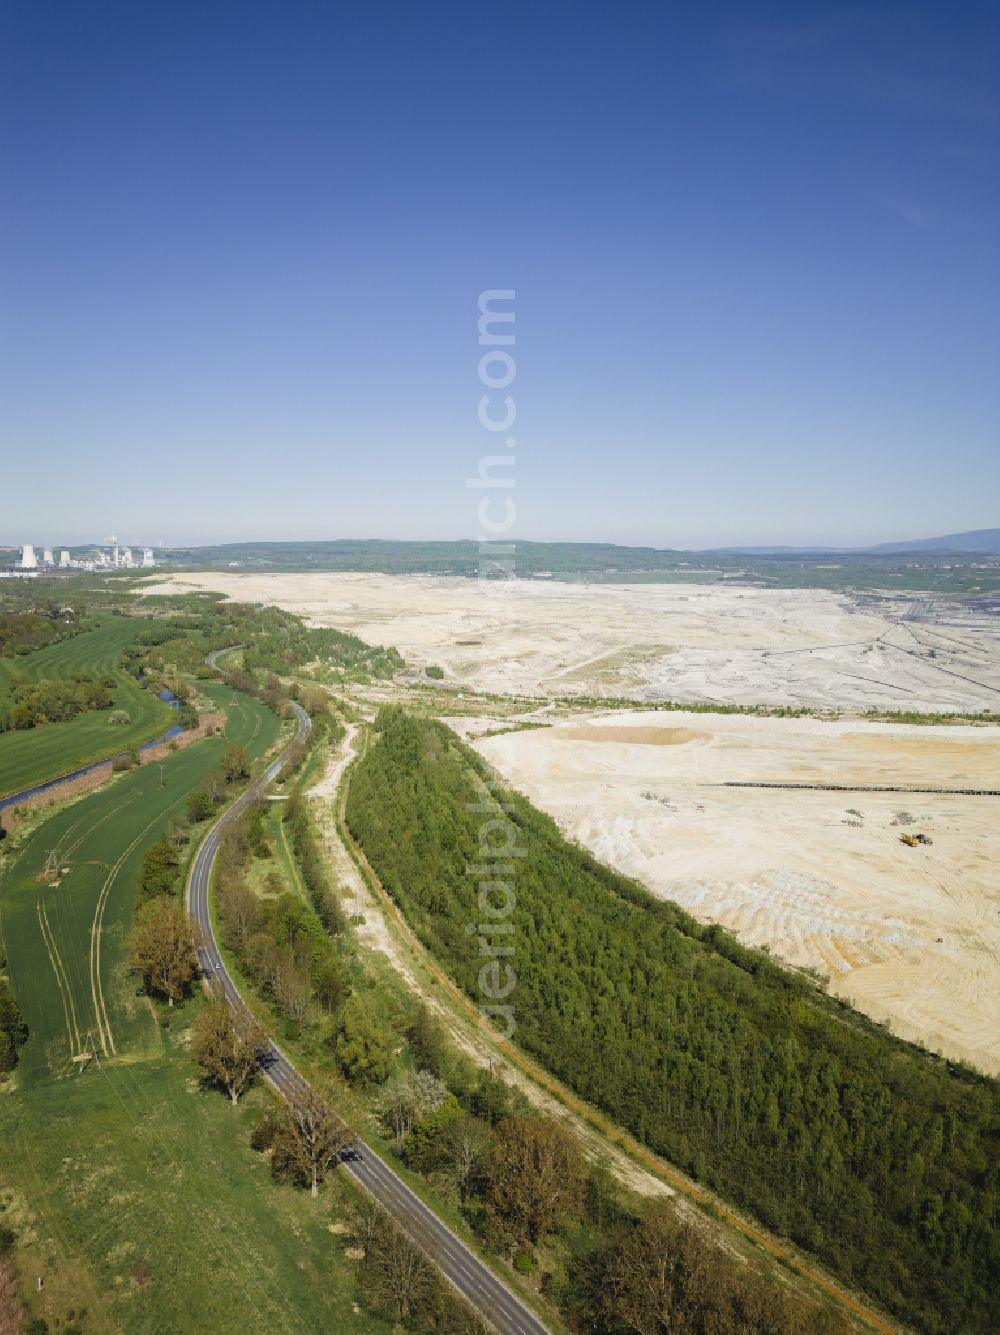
[1,1,997,549]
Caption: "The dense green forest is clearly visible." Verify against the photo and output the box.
[346,710,1000,1335]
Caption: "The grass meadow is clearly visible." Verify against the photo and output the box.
[0,620,176,799]
[2,688,280,1085]
[0,1040,387,1333]
[0,689,381,1332]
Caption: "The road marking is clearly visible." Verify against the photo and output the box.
[338,739,898,1335]
[187,699,548,1335]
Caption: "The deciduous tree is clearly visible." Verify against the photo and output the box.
[128,898,199,1006]
[274,1082,351,1197]
[136,839,180,905]
[221,742,250,783]
[330,994,392,1085]
[186,789,214,822]
[443,1114,490,1204]
[482,1115,585,1249]
[191,996,266,1104]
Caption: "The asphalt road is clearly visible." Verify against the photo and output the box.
[187,695,548,1335]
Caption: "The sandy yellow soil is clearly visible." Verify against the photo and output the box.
[470,712,1000,1074]
[140,572,1000,712]
[138,573,1000,1068]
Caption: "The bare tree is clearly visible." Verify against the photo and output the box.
[357,1207,434,1321]
[382,1069,448,1148]
[218,878,260,951]
[277,1083,351,1197]
[383,1073,415,1148]
[272,946,311,1028]
[443,1113,490,1204]
[191,996,267,1104]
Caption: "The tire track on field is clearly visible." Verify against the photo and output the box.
[64,794,137,859]
[90,792,189,1056]
[36,898,81,1060]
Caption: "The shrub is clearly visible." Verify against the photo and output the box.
[186,790,214,822]
[250,1114,280,1153]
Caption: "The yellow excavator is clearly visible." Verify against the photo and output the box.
[900,832,933,847]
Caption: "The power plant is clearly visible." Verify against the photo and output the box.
[3,538,158,577]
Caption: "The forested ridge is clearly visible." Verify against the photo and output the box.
[346,709,1000,1334]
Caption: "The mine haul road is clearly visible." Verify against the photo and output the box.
[187,697,548,1335]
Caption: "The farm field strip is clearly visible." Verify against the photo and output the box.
[0,619,176,799]
[89,797,189,1056]
[35,897,81,1060]
[1,690,280,1084]
[0,619,144,689]
[0,684,386,1332]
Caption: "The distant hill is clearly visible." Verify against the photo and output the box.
[710,545,842,555]
[708,529,1000,557]
[865,528,1000,555]
[149,534,1000,595]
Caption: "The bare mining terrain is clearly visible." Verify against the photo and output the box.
[143,572,1000,1069]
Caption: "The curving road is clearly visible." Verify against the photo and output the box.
[187,695,548,1335]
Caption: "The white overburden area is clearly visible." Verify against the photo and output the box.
[142,572,1000,1072]
[472,712,1000,1076]
[141,571,1000,711]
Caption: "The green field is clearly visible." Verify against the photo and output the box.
[0,619,175,799]
[0,1042,387,1334]
[0,688,382,1331]
[1,689,280,1084]
[199,677,284,754]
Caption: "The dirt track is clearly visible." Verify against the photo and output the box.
[136,574,1000,1071]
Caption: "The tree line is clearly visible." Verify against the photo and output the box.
[136,677,836,1334]
[345,708,1000,1335]
[0,672,114,731]
[0,977,27,1073]
[206,812,834,1333]
[0,603,78,658]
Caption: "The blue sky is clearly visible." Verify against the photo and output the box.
[1,1,997,549]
